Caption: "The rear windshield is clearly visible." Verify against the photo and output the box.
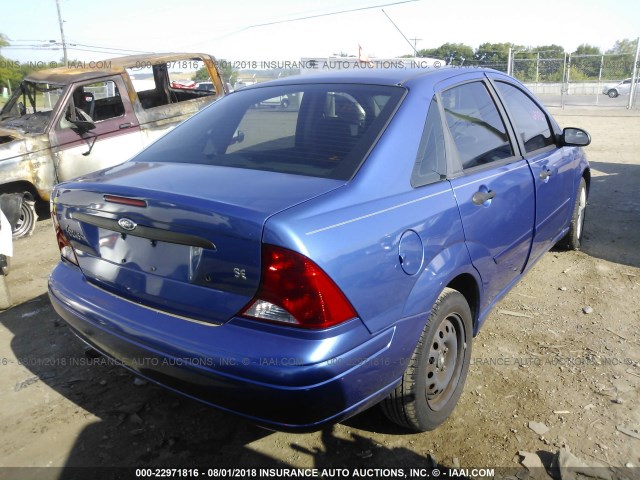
[135,83,405,179]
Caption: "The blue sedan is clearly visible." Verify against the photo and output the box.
[48,68,590,432]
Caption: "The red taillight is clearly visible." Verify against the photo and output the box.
[51,201,78,266]
[241,245,357,329]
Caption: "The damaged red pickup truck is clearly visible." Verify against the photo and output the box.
[0,53,226,236]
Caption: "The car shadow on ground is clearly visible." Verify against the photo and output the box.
[579,161,640,268]
[1,294,468,478]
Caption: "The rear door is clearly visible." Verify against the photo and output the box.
[489,76,574,263]
[50,75,144,182]
[441,78,536,306]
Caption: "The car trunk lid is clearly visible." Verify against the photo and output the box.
[53,161,345,324]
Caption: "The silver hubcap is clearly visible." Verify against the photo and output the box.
[576,186,586,240]
[425,315,465,411]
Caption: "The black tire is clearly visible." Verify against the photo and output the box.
[281,98,290,109]
[607,89,618,98]
[12,196,38,238]
[560,177,587,250]
[382,288,473,431]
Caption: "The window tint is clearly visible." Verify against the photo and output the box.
[495,81,554,153]
[137,84,405,180]
[226,93,301,154]
[441,82,512,169]
[412,98,446,187]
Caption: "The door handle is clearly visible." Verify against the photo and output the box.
[539,168,553,180]
[119,122,132,129]
[472,190,496,205]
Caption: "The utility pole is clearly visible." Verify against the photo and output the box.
[55,0,68,67]
[410,37,422,55]
[628,37,640,109]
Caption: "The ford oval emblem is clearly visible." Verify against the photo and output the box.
[118,218,137,231]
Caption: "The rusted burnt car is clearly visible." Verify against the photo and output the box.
[0,53,226,237]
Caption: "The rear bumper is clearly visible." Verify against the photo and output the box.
[48,261,421,431]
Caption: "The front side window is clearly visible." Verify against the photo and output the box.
[495,81,554,153]
[59,80,125,129]
[135,84,405,180]
[441,82,512,169]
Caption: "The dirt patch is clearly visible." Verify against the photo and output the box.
[0,108,639,479]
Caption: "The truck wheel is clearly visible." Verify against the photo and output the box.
[381,288,473,431]
[12,196,38,238]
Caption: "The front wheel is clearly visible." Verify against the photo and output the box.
[607,89,618,98]
[12,196,38,238]
[382,288,473,431]
[560,178,587,250]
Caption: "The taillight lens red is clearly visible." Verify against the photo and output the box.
[51,201,79,266]
[241,245,357,329]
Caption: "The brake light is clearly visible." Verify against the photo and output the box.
[241,245,357,329]
[104,195,147,208]
[51,201,78,266]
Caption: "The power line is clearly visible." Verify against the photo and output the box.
[5,43,155,56]
[5,39,55,43]
[381,8,418,55]
[68,42,155,54]
[67,46,156,56]
[240,0,420,30]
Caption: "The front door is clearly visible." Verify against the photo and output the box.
[489,77,575,264]
[440,79,536,307]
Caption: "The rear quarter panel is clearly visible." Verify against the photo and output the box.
[264,81,478,334]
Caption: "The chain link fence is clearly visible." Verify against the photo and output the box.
[508,53,639,109]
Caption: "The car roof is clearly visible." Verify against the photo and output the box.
[24,53,214,85]
[239,67,501,90]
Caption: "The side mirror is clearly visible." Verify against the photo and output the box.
[70,107,96,132]
[560,127,590,147]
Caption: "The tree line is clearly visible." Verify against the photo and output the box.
[414,39,639,81]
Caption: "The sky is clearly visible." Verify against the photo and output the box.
[2,0,639,65]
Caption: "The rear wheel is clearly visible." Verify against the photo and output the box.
[382,288,473,431]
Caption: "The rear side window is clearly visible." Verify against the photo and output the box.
[411,98,446,187]
[126,57,217,110]
[136,84,405,180]
[441,82,513,169]
[495,81,554,153]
